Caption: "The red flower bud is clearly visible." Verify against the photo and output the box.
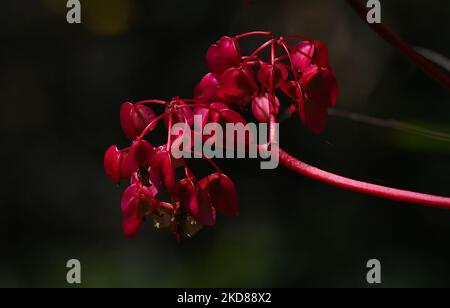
[206,36,242,74]
[194,73,220,103]
[104,145,132,183]
[120,102,157,140]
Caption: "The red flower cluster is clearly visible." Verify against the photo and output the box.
[105,31,450,239]
[196,34,339,133]
[104,32,340,239]
[105,97,240,239]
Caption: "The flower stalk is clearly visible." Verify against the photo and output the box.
[278,148,450,209]
[345,0,450,89]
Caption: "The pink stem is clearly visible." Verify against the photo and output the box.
[278,148,450,209]
[166,114,173,152]
[346,0,450,89]
[135,99,167,106]
[138,114,165,139]
[248,40,273,58]
[279,41,303,97]
[234,31,273,40]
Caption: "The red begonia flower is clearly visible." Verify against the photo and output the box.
[174,178,216,226]
[149,150,176,192]
[206,36,242,74]
[104,145,135,183]
[128,139,155,167]
[199,173,239,217]
[217,65,258,106]
[120,102,157,140]
[121,184,159,238]
[118,139,155,178]
[251,94,280,123]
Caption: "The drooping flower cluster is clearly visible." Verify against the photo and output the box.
[104,32,340,239]
[104,98,241,239]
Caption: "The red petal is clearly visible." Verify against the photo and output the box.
[194,73,221,103]
[120,102,156,140]
[211,103,247,125]
[149,151,175,192]
[217,65,258,105]
[257,62,289,89]
[122,140,154,176]
[175,179,216,226]
[119,150,135,179]
[299,99,329,134]
[206,36,242,74]
[122,207,142,238]
[301,66,339,108]
[292,41,329,72]
[292,41,315,72]
[104,145,122,183]
[251,94,280,123]
[121,184,158,238]
[193,105,213,128]
[199,173,239,217]
[132,104,157,135]
[120,102,136,140]
[177,106,194,127]
[122,185,142,237]
[312,41,330,68]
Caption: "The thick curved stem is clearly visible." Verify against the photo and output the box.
[278,148,450,209]
[346,0,450,89]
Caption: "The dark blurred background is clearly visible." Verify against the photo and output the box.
[1,0,450,287]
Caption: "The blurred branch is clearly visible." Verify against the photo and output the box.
[329,109,450,143]
[415,47,450,72]
[345,0,450,89]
